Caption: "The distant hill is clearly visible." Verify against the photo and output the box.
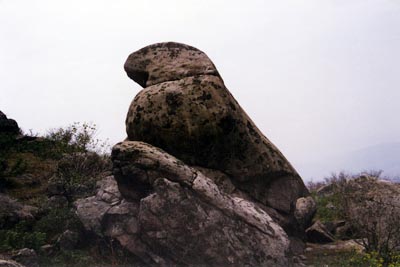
[297,142,400,181]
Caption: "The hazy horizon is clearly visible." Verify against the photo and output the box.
[1,0,400,181]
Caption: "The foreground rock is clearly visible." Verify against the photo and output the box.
[11,249,38,267]
[78,143,292,266]
[0,260,25,267]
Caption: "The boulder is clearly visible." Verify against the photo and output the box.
[0,260,25,267]
[294,196,317,229]
[124,42,308,218]
[39,244,54,256]
[11,249,38,267]
[0,194,37,228]
[341,176,400,247]
[124,42,219,87]
[57,230,79,250]
[0,111,19,135]
[322,220,346,236]
[74,176,121,236]
[306,220,335,244]
[77,143,292,266]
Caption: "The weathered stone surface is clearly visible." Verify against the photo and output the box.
[140,177,289,267]
[0,111,19,135]
[306,220,335,244]
[124,42,309,216]
[0,194,37,228]
[57,230,79,250]
[39,244,54,256]
[74,176,121,235]
[294,196,317,229]
[343,176,400,248]
[124,42,219,87]
[11,249,38,267]
[0,260,25,267]
[77,141,293,266]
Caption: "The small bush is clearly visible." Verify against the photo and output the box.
[46,122,110,155]
[34,207,82,240]
[41,250,94,267]
[0,221,46,252]
[311,171,400,266]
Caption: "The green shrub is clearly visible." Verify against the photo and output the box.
[349,251,400,267]
[34,207,82,240]
[312,192,344,222]
[310,171,400,266]
[0,221,46,252]
[51,151,111,200]
[39,249,95,267]
[46,122,110,155]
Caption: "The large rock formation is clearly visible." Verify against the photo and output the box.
[124,42,310,229]
[77,163,291,266]
[77,42,314,266]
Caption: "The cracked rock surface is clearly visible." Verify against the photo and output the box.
[78,144,291,266]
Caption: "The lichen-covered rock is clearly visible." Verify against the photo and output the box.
[124,42,308,217]
[295,196,317,229]
[124,42,219,87]
[74,42,313,266]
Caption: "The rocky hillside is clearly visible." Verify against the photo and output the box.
[0,112,118,267]
[2,42,399,267]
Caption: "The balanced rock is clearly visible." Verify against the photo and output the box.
[76,42,313,266]
[124,42,309,220]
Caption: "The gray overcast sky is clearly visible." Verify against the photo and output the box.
[1,0,400,180]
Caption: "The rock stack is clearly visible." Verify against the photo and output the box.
[76,42,315,266]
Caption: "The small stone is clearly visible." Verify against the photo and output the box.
[39,244,54,255]
[11,248,38,267]
[306,221,335,244]
[57,230,79,250]
[0,259,26,267]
